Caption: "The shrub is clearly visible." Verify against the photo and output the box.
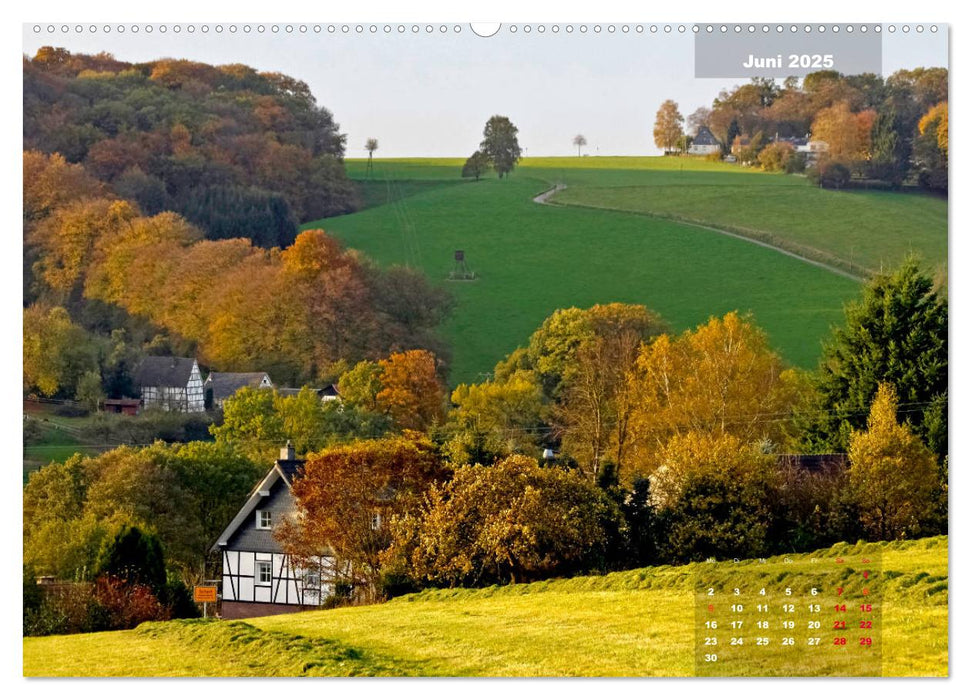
[93,575,169,630]
[94,525,167,597]
[772,460,862,552]
[757,142,795,172]
[23,582,100,636]
[165,573,201,619]
[809,160,851,189]
[704,151,723,162]
[387,455,619,587]
[650,432,778,563]
[785,151,808,174]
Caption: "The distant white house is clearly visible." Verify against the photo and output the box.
[206,371,273,409]
[688,126,721,155]
[134,356,205,413]
[211,443,336,619]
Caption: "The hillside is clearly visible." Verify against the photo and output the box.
[23,536,948,677]
[306,158,873,384]
[544,157,947,277]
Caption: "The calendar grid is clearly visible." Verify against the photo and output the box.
[694,552,882,676]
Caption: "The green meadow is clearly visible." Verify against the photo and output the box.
[23,536,948,677]
[307,157,918,384]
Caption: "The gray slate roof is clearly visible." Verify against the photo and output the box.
[206,372,271,400]
[693,125,720,146]
[277,384,341,399]
[225,479,295,553]
[134,356,197,388]
[212,458,306,554]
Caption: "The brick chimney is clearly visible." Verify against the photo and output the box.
[280,440,295,461]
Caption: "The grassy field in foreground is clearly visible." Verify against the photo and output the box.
[306,158,865,384]
[24,536,947,677]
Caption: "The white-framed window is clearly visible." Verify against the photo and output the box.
[303,571,320,589]
[256,561,273,585]
[256,510,272,529]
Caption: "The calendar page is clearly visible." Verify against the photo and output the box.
[695,551,883,676]
[20,8,949,682]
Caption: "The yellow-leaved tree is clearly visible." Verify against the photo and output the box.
[625,312,804,482]
[848,383,938,540]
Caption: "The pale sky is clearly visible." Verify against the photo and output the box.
[22,24,948,158]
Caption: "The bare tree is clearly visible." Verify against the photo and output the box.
[572,134,588,157]
[365,138,379,177]
[687,107,712,136]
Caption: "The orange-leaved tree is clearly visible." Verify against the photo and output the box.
[375,349,447,431]
[277,433,447,600]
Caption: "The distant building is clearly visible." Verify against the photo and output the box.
[211,443,335,619]
[688,126,721,155]
[276,384,342,403]
[206,372,273,409]
[102,398,140,416]
[771,134,826,162]
[133,356,205,413]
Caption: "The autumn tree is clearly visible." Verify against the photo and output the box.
[625,312,803,482]
[811,102,876,161]
[445,370,545,465]
[23,150,103,224]
[386,455,616,587]
[376,350,447,431]
[653,100,684,153]
[555,304,668,481]
[24,49,358,222]
[572,134,587,157]
[848,384,938,540]
[279,434,447,599]
[461,151,490,181]
[29,198,141,298]
[479,115,523,178]
[757,141,795,172]
[915,102,948,192]
[23,305,99,397]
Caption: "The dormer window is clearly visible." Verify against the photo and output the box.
[256,510,272,530]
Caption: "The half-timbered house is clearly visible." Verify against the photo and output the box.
[133,356,205,413]
[211,443,335,619]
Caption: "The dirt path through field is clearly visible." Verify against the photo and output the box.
[532,184,862,282]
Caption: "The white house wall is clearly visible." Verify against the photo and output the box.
[222,549,333,606]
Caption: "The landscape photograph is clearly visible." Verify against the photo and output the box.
[21,21,948,677]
